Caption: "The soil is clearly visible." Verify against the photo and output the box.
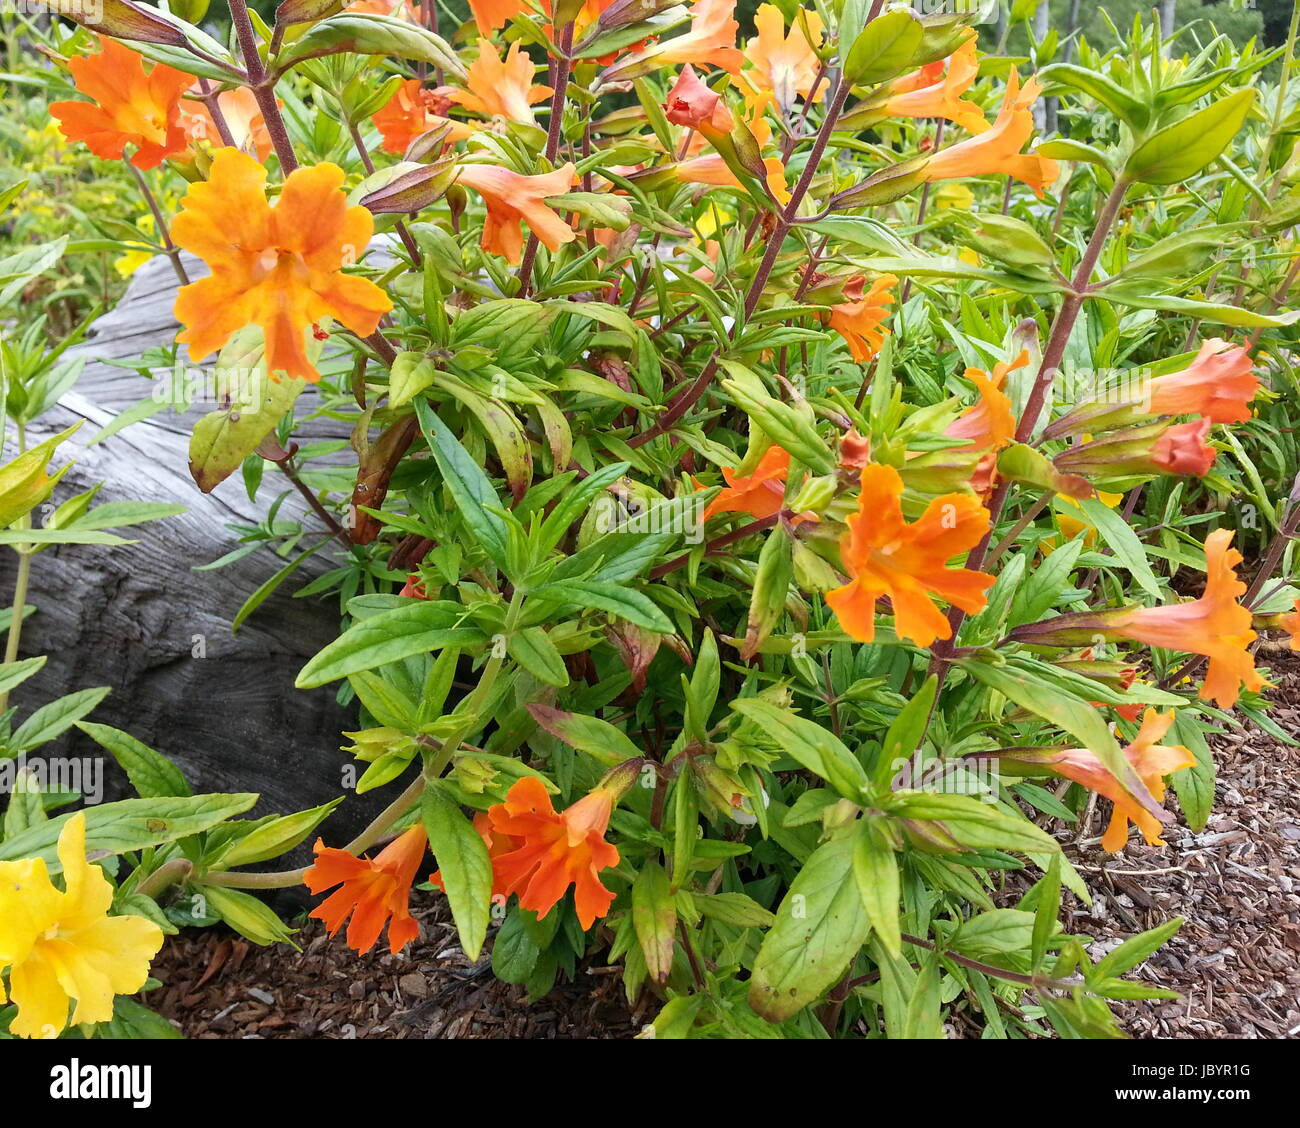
[144,655,1300,1040]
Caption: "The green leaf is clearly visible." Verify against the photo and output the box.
[2,767,46,839]
[1030,855,1062,969]
[843,8,922,85]
[1124,89,1255,185]
[691,891,775,928]
[96,997,182,1040]
[507,626,570,687]
[1093,916,1183,980]
[388,351,437,409]
[9,687,110,753]
[188,330,308,493]
[632,861,676,983]
[199,884,298,946]
[414,398,511,574]
[731,698,869,801]
[1036,63,1148,126]
[874,675,937,791]
[1170,712,1215,832]
[296,601,482,687]
[275,12,465,77]
[526,704,643,768]
[748,831,872,1022]
[958,658,1165,823]
[891,792,1062,855]
[422,784,492,961]
[0,794,259,871]
[210,799,343,868]
[75,722,191,799]
[851,820,901,958]
[951,908,1035,958]
[0,657,46,698]
[528,579,672,633]
[1100,287,1300,328]
[1075,496,1161,599]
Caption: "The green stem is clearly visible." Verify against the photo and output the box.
[1,421,32,714]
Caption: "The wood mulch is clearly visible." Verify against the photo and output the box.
[1047,646,1300,1038]
[145,900,644,1039]
[144,654,1300,1040]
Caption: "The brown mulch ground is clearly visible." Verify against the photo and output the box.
[145,654,1300,1040]
[146,901,643,1039]
[1051,647,1300,1038]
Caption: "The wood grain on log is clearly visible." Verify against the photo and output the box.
[1,252,388,876]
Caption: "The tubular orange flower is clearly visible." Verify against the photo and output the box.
[674,83,790,204]
[486,776,620,928]
[372,78,475,154]
[443,41,552,126]
[49,37,194,170]
[743,4,825,112]
[921,70,1059,196]
[945,349,1024,452]
[455,161,578,264]
[881,35,986,134]
[826,463,995,646]
[1145,338,1258,423]
[703,444,790,521]
[665,64,734,134]
[467,0,528,34]
[827,274,897,363]
[170,147,392,383]
[1038,710,1194,852]
[1279,599,1300,650]
[0,812,165,1039]
[305,823,428,955]
[654,0,744,73]
[1110,529,1263,709]
[1151,418,1216,477]
[181,86,272,162]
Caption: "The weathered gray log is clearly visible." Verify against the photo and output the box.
[1,252,386,873]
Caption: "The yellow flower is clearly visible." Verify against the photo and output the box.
[114,214,156,277]
[0,812,165,1039]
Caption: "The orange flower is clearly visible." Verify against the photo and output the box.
[180,86,272,162]
[486,776,620,928]
[399,572,430,599]
[170,147,392,383]
[50,37,194,170]
[1145,338,1258,424]
[1279,599,1300,651]
[743,4,825,111]
[673,82,790,204]
[882,35,986,134]
[827,274,897,363]
[455,162,578,264]
[945,349,1024,452]
[429,812,519,899]
[653,0,743,73]
[1039,710,1194,852]
[839,429,871,471]
[1151,418,1216,476]
[828,463,994,646]
[443,41,551,126]
[921,70,1059,196]
[372,78,474,154]
[304,824,427,954]
[1111,529,1262,708]
[467,0,528,34]
[665,64,734,134]
[703,444,790,521]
